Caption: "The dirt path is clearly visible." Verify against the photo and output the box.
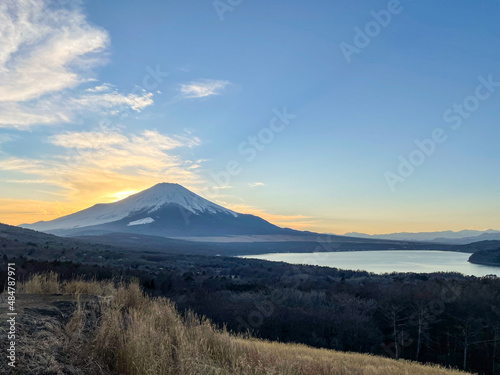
[0,294,99,375]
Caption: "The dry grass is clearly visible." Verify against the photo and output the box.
[20,273,472,375]
[19,271,115,296]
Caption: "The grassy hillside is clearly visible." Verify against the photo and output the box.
[2,223,499,373]
[15,273,470,375]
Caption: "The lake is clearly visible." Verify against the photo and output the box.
[242,250,500,277]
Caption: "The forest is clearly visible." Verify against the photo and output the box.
[2,251,499,375]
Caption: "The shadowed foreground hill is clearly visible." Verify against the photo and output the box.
[9,274,471,375]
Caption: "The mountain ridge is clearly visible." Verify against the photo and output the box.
[20,183,293,238]
[21,183,237,231]
[344,229,500,244]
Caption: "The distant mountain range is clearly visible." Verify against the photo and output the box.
[20,182,499,250]
[343,229,500,244]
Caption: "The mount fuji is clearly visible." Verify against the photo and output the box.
[21,183,293,238]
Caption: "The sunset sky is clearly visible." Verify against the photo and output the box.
[1,0,500,234]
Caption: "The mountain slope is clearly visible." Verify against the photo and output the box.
[20,183,291,238]
[22,183,237,231]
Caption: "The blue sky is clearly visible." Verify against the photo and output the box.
[1,0,499,234]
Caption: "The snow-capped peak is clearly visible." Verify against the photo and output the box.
[21,183,237,231]
[120,183,237,216]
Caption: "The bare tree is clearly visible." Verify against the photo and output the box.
[382,304,405,359]
[455,318,485,371]
[409,301,434,361]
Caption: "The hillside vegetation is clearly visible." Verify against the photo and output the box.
[2,224,497,373]
[15,273,471,375]
[468,247,500,266]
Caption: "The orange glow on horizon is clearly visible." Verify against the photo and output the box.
[112,190,139,202]
[1,188,498,235]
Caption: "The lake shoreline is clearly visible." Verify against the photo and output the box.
[241,250,500,277]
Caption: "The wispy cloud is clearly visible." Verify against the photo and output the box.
[0,129,203,223]
[72,88,154,112]
[179,79,230,99]
[249,182,265,188]
[0,0,109,102]
[0,0,154,129]
[49,130,201,152]
[86,83,114,93]
[0,101,71,128]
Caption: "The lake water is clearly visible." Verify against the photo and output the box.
[242,250,500,277]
